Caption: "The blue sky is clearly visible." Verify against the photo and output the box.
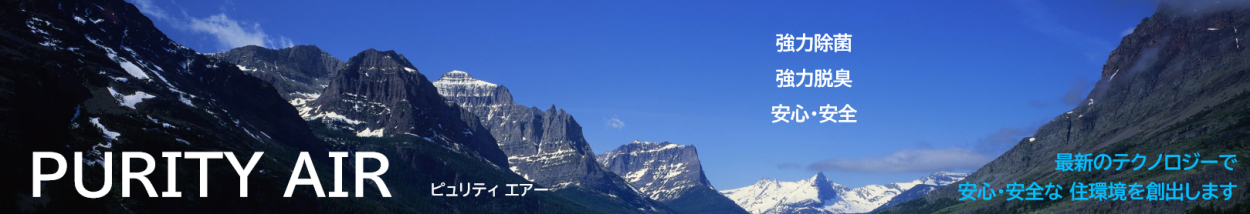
[130,0,1158,189]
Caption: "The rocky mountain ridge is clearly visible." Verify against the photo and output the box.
[433,70,674,213]
[208,45,343,102]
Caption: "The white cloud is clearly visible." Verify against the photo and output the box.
[604,116,625,130]
[127,0,293,51]
[131,0,170,21]
[273,36,295,49]
[1121,26,1135,37]
[806,147,991,173]
[187,14,291,50]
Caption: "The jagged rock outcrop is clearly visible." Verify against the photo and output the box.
[302,51,508,167]
[433,70,672,213]
[213,45,515,168]
[598,141,751,214]
[879,3,1250,214]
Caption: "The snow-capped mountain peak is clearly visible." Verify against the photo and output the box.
[721,171,967,214]
[719,172,847,214]
[435,70,494,86]
[432,70,513,108]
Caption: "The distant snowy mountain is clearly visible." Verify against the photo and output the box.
[720,172,966,214]
[872,171,967,212]
[598,141,750,214]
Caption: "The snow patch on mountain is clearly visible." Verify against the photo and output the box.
[356,127,384,137]
[88,117,120,142]
[236,65,257,72]
[107,87,155,109]
[305,111,364,125]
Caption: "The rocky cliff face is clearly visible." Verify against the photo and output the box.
[433,71,672,213]
[208,45,343,103]
[598,141,750,214]
[0,0,333,211]
[720,172,966,214]
[879,3,1250,214]
[599,141,714,201]
[0,0,332,159]
[301,51,508,167]
[213,45,514,168]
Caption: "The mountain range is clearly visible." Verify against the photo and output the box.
[212,35,754,213]
[720,172,966,214]
[431,70,680,213]
[0,0,636,212]
[9,0,1237,213]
